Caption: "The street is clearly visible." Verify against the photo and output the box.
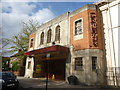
[16,77,120,90]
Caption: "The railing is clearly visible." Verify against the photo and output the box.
[106,67,120,86]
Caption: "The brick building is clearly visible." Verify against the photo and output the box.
[24,4,106,85]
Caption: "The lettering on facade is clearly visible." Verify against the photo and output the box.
[89,12,98,47]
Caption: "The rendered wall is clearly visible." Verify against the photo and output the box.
[24,57,34,78]
[99,0,120,86]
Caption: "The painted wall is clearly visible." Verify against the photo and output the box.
[99,0,120,68]
[99,0,120,86]
[24,57,34,78]
[34,12,69,49]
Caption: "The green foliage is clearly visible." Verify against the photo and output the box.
[6,20,39,54]
[2,57,10,70]
[11,61,19,71]
[4,20,39,71]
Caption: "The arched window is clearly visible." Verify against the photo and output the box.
[40,32,44,45]
[30,38,34,48]
[55,25,60,42]
[47,29,52,43]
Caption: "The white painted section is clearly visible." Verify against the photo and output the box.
[24,57,34,78]
[110,5,118,28]
[35,13,69,49]
[100,0,120,68]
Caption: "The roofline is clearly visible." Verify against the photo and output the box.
[94,0,115,5]
[30,4,96,35]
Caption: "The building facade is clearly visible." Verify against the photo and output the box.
[96,0,120,86]
[24,4,107,85]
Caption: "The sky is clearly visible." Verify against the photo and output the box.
[1,1,98,39]
[1,0,100,56]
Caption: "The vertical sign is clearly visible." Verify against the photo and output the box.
[89,12,98,47]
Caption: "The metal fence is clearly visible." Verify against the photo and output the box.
[106,67,120,86]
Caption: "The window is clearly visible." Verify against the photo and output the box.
[92,57,97,70]
[47,29,52,43]
[28,61,31,69]
[75,57,83,70]
[30,38,34,48]
[55,25,60,42]
[75,19,82,35]
[40,32,44,45]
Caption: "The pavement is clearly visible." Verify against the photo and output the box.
[17,76,120,90]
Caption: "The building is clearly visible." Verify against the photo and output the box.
[95,0,120,86]
[24,4,107,85]
[2,56,10,71]
[10,50,26,76]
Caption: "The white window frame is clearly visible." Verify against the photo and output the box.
[74,18,83,40]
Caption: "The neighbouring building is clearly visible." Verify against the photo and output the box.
[2,56,10,71]
[10,50,26,76]
[24,4,106,85]
[95,0,120,86]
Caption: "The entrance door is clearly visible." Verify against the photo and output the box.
[43,59,66,80]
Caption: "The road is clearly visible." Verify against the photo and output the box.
[17,77,120,90]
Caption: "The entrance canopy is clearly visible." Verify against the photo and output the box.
[24,45,69,56]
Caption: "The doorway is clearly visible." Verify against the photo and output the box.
[43,59,66,80]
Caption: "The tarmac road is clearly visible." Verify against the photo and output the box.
[17,76,120,90]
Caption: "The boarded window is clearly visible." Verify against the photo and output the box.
[47,29,52,43]
[40,32,44,45]
[28,61,31,69]
[55,25,60,42]
[75,57,83,70]
[30,38,34,48]
[75,19,82,35]
[92,57,97,70]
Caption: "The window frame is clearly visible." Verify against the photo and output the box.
[27,61,31,69]
[74,18,83,36]
[55,25,60,42]
[30,38,34,48]
[40,32,44,45]
[47,29,52,43]
[92,56,97,70]
[75,57,83,71]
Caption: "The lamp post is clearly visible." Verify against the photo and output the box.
[46,53,50,90]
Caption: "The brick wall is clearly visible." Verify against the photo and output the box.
[70,9,103,51]
[28,32,36,51]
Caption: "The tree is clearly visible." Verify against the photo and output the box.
[6,20,39,74]
[0,33,10,56]
[7,20,39,54]
[2,56,10,71]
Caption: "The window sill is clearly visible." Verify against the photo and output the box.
[74,34,83,40]
[75,69,84,71]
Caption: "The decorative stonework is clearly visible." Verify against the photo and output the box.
[89,12,98,47]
